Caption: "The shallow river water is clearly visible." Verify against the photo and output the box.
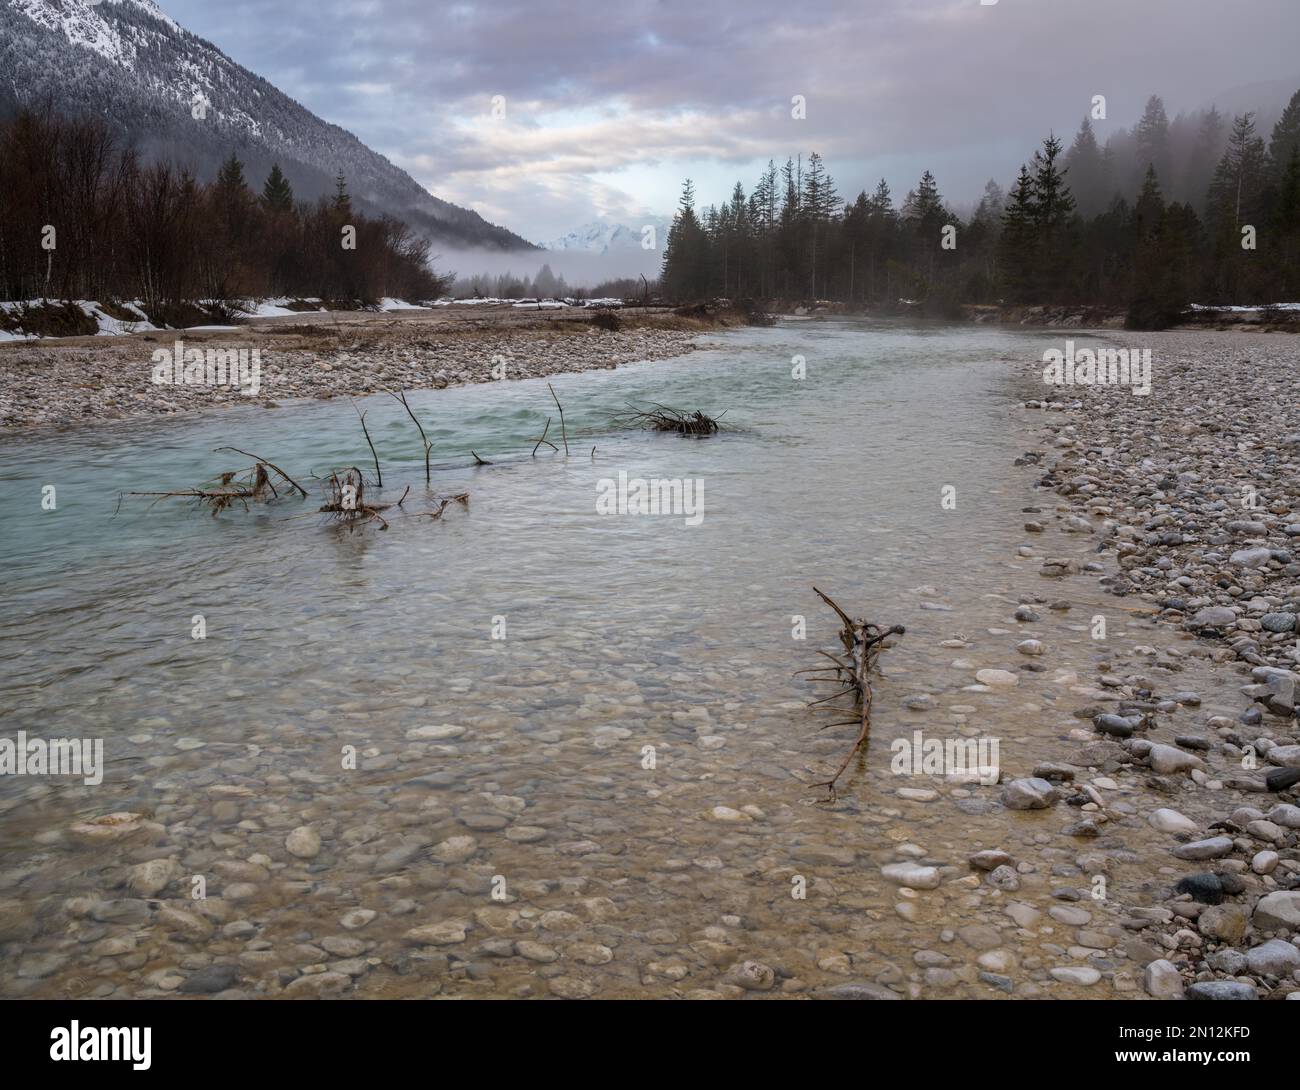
[0,320,1244,998]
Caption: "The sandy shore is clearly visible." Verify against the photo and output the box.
[0,305,730,429]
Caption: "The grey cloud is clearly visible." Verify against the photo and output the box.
[165,0,1300,240]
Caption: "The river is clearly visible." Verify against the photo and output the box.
[0,319,1238,998]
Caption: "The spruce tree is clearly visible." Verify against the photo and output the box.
[262,163,294,213]
[1206,113,1268,230]
[332,171,351,214]
[1065,118,1105,216]
[1269,89,1300,181]
[999,165,1037,302]
[1135,95,1172,189]
[1185,106,1225,213]
[216,152,248,194]
[1029,135,1076,300]
[1134,165,1165,240]
[661,178,709,301]
[1272,146,1300,296]
[868,178,894,219]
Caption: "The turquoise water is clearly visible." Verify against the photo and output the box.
[1,321,1047,713]
[0,319,1107,999]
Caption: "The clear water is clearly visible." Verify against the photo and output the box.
[0,320,1230,998]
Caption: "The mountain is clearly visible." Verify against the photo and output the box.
[0,0,535,252]
[543,218,672,255]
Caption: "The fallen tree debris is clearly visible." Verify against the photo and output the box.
[124,451,466,533]
[611,404,725,435]
[212,448,308,497]
[123,461,289,516]
[798,586,905,799]
[316,467,405,530]
[422,491,470,520]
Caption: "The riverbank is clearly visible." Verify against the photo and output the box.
[773,300,1300,332]
[0,304,740,429]
[1000,329,1300,998]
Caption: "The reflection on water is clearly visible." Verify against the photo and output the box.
[0,321,1225,998]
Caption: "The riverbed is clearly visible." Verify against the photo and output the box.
[0,320,1286,998]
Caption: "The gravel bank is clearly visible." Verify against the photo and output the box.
[1009,329,1300,999]
[0,306,710,429]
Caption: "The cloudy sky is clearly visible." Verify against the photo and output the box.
[165,0,1300,244]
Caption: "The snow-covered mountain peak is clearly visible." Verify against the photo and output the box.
[543,218,670,254]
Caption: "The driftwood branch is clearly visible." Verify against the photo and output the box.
[352,401,382,486]
[389,388,432,485]
[421,491,470,520]
[212,447,308,497]
[548,382,569,455]
[530,417,558,456]
[804,586,905,799]
[124,463,283,516]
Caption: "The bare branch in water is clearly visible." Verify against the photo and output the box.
[548,382,569,455]
[212,447,307,497]
[388,388,433,485]
[802,586,905,800]
[351,401,382,486]
[530,417,558,456]
[124,462,287,516]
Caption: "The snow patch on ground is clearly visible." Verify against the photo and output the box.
[1187,302,1300,312]
[432,297,624,309]
[1,299,157,337]
[240,300,300,318]
[0,298,433,338]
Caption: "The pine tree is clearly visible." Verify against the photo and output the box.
[902,170,944,227]
[999,165,1037,302]
[1206,113,1268,231]
[1134,165,1165,240]
[1184,106,1225,213]
[963,180,1005,300]
[1135,95,1171,189]
[332,171,351,214]
[661,178,709,301]
[1031,134,1076,232]
[864,179,895,301]
[1269,89,1300,181]
[1029,134,1076,300]
[868,179,894,219]
[208,152,254,295]
[1205,114,1269,301]
[841,191,870,302]
[215,152,248,194]
[262,163,294,213]
[802,152,837,297]
[1272,146,1300,296]
[972,179,1005,225]
[1065,118,1106,216]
